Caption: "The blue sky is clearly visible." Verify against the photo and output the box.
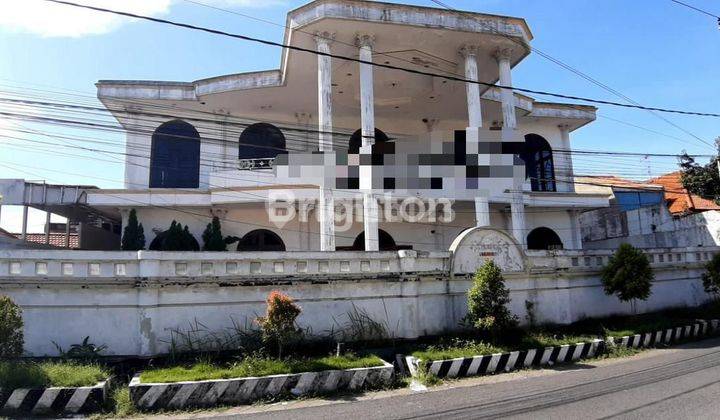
[0,0,718,232]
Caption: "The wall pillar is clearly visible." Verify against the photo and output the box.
[459,45,483,128]
[21,205,28,241]
[511,192,526,247]
[570,209,583,249]
[357,34,379,251]
[474,197,490,227]
[44,211,51,244]
[495,48,516,130]
[64,218,71,248]
[316,31,336,251]
[559,124,575,193]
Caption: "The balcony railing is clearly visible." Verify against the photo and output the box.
[238,158,275,170]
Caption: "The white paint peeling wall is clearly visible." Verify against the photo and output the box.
[1,245,715,357]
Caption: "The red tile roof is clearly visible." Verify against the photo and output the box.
[646,171,720,215]
[12,233,79,248]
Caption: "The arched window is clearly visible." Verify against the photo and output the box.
[150,120,200,188]
[237,229,285,251]
[239,123,286,159]
[526,227,563,250]
[348,128,389,153]
[352,229,397,251]
[522,134,556,192]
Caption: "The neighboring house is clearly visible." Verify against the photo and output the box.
[578,173,720,249]
[9,0,611,252]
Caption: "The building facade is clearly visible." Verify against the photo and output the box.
[88,0,608,253]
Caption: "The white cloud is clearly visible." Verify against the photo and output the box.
[0,0,287,38]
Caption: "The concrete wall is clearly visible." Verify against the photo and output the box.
[582,204,720,249]
[1,245,715,357]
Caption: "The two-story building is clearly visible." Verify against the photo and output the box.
[87,0,608,252]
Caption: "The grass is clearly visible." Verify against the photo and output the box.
[0,361,108,390]
[140,353,385,383]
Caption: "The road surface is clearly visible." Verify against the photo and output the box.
[176,337,720,419]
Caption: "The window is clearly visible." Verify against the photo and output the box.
[149,120,201,188]
[237,229,286,251]
[522,134,556,192]
[239,123,286,159]
[352,229,397,251]
[526,227,563,250]
[348,128,389,154]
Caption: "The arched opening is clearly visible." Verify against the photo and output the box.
[239,123,286,159]
[351,229,398,251]
[150,120,200,188]
[526,227,563,250]
[522,134,556,192]
[348,128,389,153]
[237,229,286,251]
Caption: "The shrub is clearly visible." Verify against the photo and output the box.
[201,216,239,251]
[53,336,107,360]
[121,209,145,250]
[149,220,200,251]
[0,295,23,358]
[601,243,653,312]
[702,253,720,298]
[256,291,302,358]
[463,260,518,336]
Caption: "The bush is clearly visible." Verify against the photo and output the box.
[256,291,302,358]
[201,216,240,251]
[601,243,653,312]
[702,253,720,298]
[149,220,200,251]
[121,209,145,250]
[463,260,518,336]
[0,295,23,358]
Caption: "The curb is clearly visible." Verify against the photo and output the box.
[0,378,111,416]
[129,360,394,410]
[405,319,720,380]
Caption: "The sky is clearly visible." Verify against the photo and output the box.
[0,0,718,232]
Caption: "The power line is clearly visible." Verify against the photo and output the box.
[41,0,720,120]
[670,0,720,19]
[429,0,715,149]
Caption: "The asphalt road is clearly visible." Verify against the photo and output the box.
[217,336,720,420]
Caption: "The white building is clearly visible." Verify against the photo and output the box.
[81,0,609,253]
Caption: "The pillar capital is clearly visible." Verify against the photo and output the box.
[355,33,375,49]
[493,47,514,62]
[314,31,335,47]
[458,44,481,58]
[558,123,572,132]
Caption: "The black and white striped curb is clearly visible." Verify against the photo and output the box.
[0,378,110,416]
[608,319,719,349]
[414,339,604,379]
[129,361,394,410]
[405,319,720,380]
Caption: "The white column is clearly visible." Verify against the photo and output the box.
[44,211,51,244]
[65,219,71,248]
[459,45,483,128]
[559,124,575,193]
[474,197,490,227]
[495,48,516,130]
[357,34,379,251]
[21,205,28,241]
[317,31,336,251]
[569,209,583,249]
[510,192,526,247]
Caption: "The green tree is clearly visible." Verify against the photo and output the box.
[679,153,720,203]
[202,216,226,251]
[0,295,24,358]
[256,291,302,358]
[702,253,720,299]
[464,260,518,336]
[601,243,654,313]
[149,221,200,251]
[121,209,145,250]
